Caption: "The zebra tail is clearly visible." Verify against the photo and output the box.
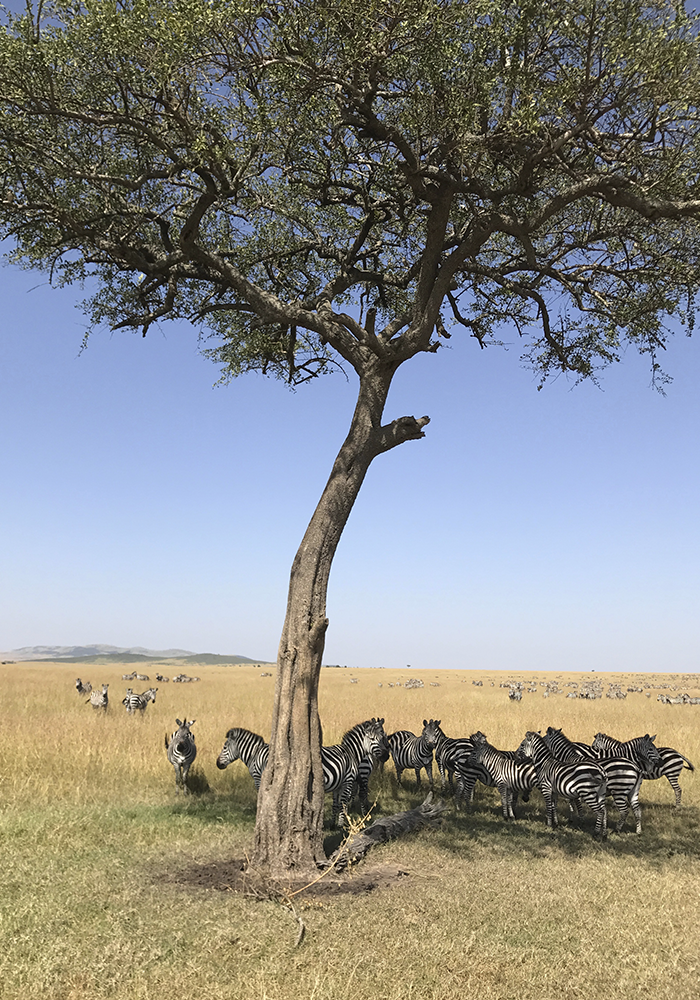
[681,755,695,771]
[164,732,170,750]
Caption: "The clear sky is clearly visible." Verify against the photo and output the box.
[2,259,699,672]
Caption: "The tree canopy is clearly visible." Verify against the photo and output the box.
[2,0,700,391]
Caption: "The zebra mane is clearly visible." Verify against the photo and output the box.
[341,718,384,745]
[225,726,264,743]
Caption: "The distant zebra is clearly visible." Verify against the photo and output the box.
[544,726,645,833]
[165,718,197,794]
[75,678,92,696]
[155,673,170,682]
[135,673,150,681]
[122,687,158,714]
[592,732,693,807]
[216,727,270,789]
[387,719,441,789]
[88,684,109,711]
[517,731,608,839]
[460,739,537,819]
[321,717,390,827]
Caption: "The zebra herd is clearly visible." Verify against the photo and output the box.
[215,718,694,837]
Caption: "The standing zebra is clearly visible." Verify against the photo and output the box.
[431,722,481,791]
[455,732,531,810]
[460,739,538,819]
[216,727,270,789]
[517,731,608,839]
[321,718,390,827]
[88,684,109,711]
[592,732,693,807]
[388,719,441,789]
[75,678,92,696]
[165,718,197,794]
[544,726,646,834]
[216,721,385,818]
[122,687,158,714]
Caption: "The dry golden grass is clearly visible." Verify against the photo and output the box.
[1,661,699,1000]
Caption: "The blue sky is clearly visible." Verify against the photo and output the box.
[2,261,699,671]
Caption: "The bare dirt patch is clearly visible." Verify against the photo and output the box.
[164,857,411,898]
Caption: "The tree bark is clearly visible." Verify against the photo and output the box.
[251,356,428,877]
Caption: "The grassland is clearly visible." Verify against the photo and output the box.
[1,661,699,1000]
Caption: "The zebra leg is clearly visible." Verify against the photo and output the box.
[394,765,404,787]
[425,763,434,790]
[414,767,422,788]
[497,784,511,820]
[612,793,629,833]
[668,775,682,807]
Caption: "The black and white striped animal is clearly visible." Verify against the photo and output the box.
[88,684,109,711]
[216,721,384,818]
[544,726,645,834]
[122,687,158,714]
[457,736,537,818]
[216,727,270,789]
[517,731,608,839]
[432,722,480,790]
[75,678,92,696]
[592,732,693,807]
[165,718,197,794]
[321,718,390,827]
[387,719,441,789]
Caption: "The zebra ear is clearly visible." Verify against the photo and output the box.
[436,719,441,726]
[648,733,657,742]
[176,718,184,727]
[189,719,196,727]
[423,719,428,727]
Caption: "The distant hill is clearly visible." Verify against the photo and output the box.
[1,645,271,665]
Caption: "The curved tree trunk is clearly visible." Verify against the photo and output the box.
[251,357,428,878]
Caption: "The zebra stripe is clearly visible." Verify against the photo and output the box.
[322,718,390,827]
[88,684,109,711]
[165,718,197,794]
[122,687,158,714]
[431,722,481,790]
[592,732,693,807]
[216,728,270,790]
[458,739,537,819]
[387,719,441,789]
[544,727,645,834]
[517,731,608,839]
[216,719,388,824]
[455,732,531,809]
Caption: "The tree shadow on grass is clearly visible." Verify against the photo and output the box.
[428,792,700,864]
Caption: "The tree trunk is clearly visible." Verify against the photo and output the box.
[251,357,428,878]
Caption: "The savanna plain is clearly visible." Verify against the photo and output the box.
[1,661,699,1000]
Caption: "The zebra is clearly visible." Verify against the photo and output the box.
[216,727,270,789]
[387,719,441,789]
[88,684,109,711]
[216,722,383,817]
[165,718,197,794]
[321,718,390,827]
[122,687,158,714]
[592,732,693,807]
[155,673,169,682]
[431,722,481,790]
[455,732,531,810]
[459,739,538,819]
[517,731,608,839]
[544,726,645,834]
[75,678,92,696]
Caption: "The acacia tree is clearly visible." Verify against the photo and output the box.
[2,0,700,876]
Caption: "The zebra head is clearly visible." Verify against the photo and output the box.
[591,732,612,755]
[469,731,488,745]
[516,731,544,762]
[421,719,442,750]
[216,728,245,769]
[122,688,133,705]
[346,718,390,763]
[171,718,196,752]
